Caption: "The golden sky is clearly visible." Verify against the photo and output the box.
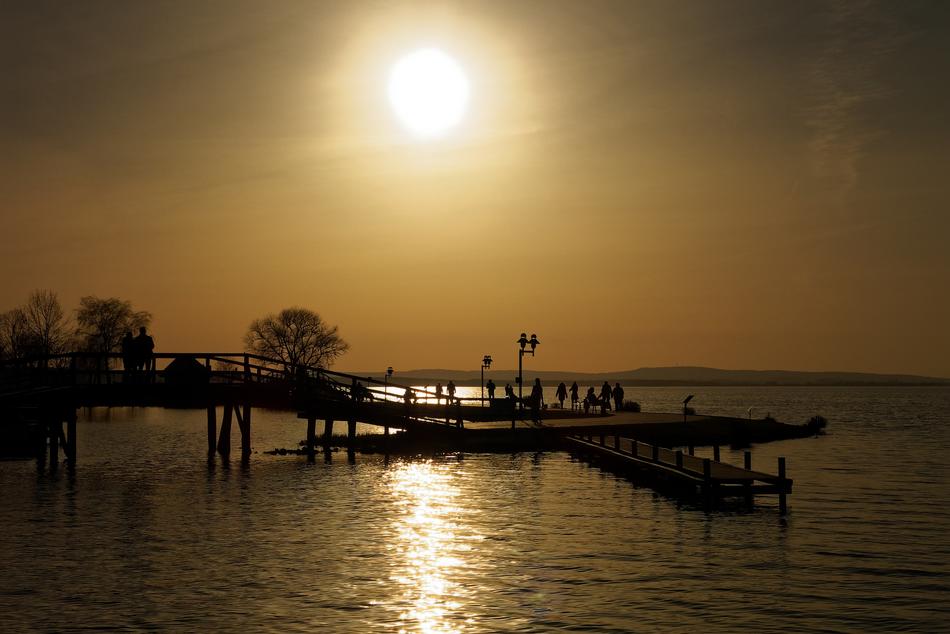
[3,1,949,376]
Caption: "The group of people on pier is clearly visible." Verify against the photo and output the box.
[120,327,155,382]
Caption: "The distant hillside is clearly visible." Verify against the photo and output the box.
[348,366,950,387]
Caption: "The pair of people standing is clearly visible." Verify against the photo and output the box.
[434,380,457,404]
[121,327,155,382]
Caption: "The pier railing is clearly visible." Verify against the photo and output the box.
[565,433,791,513]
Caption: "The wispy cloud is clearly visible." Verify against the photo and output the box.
[804,0,908,205]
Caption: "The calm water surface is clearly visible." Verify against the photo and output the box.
[1,386,949,632]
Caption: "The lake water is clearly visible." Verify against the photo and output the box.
[1,386,948,632]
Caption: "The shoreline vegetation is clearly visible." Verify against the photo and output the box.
[349,366,950,387]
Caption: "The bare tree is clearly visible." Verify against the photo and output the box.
[244,307,348,369]
[75,296,151,355]
[23,290,71,357]
[0,308,33,361]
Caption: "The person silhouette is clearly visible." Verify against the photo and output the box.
[585,386,597,414]
[600,381,612,413]
[613,382,625,411]
[486,378,496,400]
[134,326,155,383]
[403,387,415,405]
[505,383,515,401]
[435,382,443,405]
[570,381,579,410]
[555,382,568,408]
[530,378,544,423]
[447,380,456,404]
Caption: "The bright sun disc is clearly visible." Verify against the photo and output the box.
[388,48,469,138]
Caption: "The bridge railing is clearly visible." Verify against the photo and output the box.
[0,352,494,417]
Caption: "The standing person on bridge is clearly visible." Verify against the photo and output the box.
[530,378,544,424]
[486,378,496,400]
[435,382,443,405]
[134,326,155,383]
[600,381,613,413]
[555,382,568,408]
[570,382,579,410]
[447,380,457,404]
[613,382,625,411]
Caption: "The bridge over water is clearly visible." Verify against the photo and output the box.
[1,352,805,512]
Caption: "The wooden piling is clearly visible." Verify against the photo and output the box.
[702,458,712,511]
[217,404,233,458]
[778,457,787,515]
[206,406,217,456]
[323,419,334,448]
[66,410,77,464]
[241,405,251,458]
[48,420,59,469]
[744,451,753,507]
[306,417,316,461]
[347,420,357,450]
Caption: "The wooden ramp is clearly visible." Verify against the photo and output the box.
[564,433,792,514]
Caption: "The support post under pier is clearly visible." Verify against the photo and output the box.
[306,417,316,462]
[241,405,252,459]
[323,419,334,449]
[207,406,217,457]
[218,404,233,458]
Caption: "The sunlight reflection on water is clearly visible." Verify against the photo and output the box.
[384,461,477,634]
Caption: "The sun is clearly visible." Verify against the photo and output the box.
[388,48,470,138]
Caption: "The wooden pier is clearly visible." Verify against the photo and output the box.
[2,350,800,513]
[564,433,791,513]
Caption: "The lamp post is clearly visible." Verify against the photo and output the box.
[480,354,493,404]
[385,366,393,398]
[516,333,540,410]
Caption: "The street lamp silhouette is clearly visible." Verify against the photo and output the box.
[481,354,493,404]
[517,333,540,409]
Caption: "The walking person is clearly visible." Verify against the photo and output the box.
[613,382,625,412]
[486,378,496,400]
[530,378,544,424]
[555,382,568,409]
[435,382,443,405]
[447,380,457,404]
[570,381,579,410]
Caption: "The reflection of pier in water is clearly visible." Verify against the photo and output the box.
[1,352,804,512]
